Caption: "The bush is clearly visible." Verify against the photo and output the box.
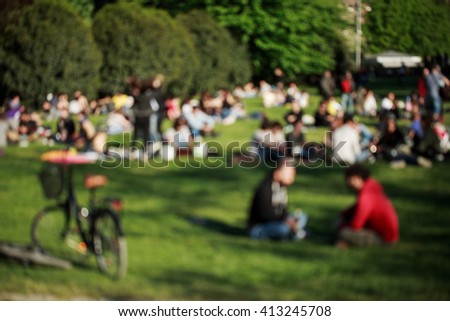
[93,3,198,97]
[229,41,252,87]
[149,9,199,98]
[0,0,101,106]
[177,10,252,94]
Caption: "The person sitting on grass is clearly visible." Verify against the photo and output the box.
[285,119,306,159]
[182,99,216,139]
[314,99,334,128]
[284,100,304,126]
[335,164,399,248]
[54,108,75,144]
[248,157,308,241]
[332,113,372,165]
[409,112,445,161]
[164,116,193,154]
[375,113,432,168]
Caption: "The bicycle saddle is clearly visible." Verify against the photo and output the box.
[84,175,108,189]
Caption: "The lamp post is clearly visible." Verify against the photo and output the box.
[355,0,362,70]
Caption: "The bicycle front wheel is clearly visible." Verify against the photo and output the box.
[93,209,127,279]
[31,206,89,263]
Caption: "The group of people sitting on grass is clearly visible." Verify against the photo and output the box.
[240,63,450,169]
[2,64,448,163]
[0,90,116,154]
[0,75,250,159]
[246,65,449,247]
[126,76,248,160]
[249,102,447,170]
[248,158,399,248]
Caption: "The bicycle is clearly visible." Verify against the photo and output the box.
[30,150,127,279]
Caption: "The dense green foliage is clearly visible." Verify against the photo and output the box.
[92,3,200,97]
[205,0,346,80]
[163,16,200,98]
[364,0,450,55]
[177,10,251,93]
[65,0,95,20]
[153,0,347,80]
[96,0,450,79]
[0,0,101,105]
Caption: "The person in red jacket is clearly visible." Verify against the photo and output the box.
[336,164,399,248]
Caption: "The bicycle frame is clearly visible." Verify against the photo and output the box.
[56,165,124,253]
[53,165,93,254]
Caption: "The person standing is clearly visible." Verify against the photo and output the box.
[425,65,449,122]
[149,74,166,144]
[273,67,285,88]
[319,70,336,99]
[340,71,355,113]
[417,68,428,100]
[132,79,152,155]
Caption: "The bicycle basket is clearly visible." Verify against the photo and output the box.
[38,163,64,199]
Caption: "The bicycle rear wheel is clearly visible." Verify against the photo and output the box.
[93,209,127,279]
[31,206,89,263]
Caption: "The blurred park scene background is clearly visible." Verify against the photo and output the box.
[0,0,449,300]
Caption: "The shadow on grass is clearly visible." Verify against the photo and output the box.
[184,215,247,237]
[150,268,266,300]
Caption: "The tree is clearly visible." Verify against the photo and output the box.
[154,0,347,80]
[0,0,34,19]
[409,0,450,56]
[91,0,348,80]
[92,3,199,97]
[364,0,450,56]
[208,0,347,80]
[177,10,251,94]
[0,0,101,106]
[65,0,95,21]
[164,15,200,97]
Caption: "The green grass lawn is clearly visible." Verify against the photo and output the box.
[1,83,450,300]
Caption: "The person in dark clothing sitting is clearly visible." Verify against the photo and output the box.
[376,114,432,168]
[284,100,304,126]
[409,113,444,160]
[248,158,308,240]
[314,99,334,127]
[285,119,307,159]
[55,108,75,144]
